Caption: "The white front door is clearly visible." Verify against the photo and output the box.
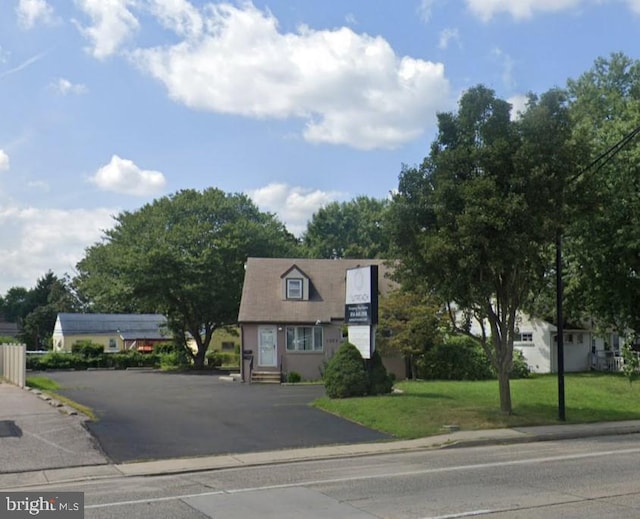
[258,326,277,367]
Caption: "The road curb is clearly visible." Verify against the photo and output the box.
[5,422,640,489]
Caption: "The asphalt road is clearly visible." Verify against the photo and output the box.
[44,370,390,462]
[13,433,640,518]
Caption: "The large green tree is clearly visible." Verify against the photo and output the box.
[74,188,299,368]
[565,53,640,333]
[388,86,580,413]
[302,196,390,259]
[1,272,79,349]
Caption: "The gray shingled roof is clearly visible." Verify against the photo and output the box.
[237,258,396,324]
[55,313,169,340]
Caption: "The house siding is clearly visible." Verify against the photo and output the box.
[513,316,592,373]
[53,333,122,353]
[241,322,405,381]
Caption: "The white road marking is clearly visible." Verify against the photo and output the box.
[86,446,640,510]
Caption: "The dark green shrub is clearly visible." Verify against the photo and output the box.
[26,354,44,370]
[71,340,104,357]
[287,371,302,383]
[323,342,368,398]
[367,350,393,395]
[418,336,494,380]
[35,352,86,370]
[206,350,239,368]
[510,350,531,379]
[159,351,189,370]
[110,351,159,369]
[154,342,177,354]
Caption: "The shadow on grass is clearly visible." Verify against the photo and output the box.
[505,402,640,426]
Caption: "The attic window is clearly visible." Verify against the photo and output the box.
[286,278,303,299]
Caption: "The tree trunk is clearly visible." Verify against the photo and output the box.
[497,369,512,414]
[193,347,206,369]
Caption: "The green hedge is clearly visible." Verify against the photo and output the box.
[71,340,105,357]
[206,350,240,367]
[26,351,165,370]
[417,336,530,380]
[418,336,495,381]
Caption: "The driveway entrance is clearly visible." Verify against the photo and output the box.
[45,370,390,463]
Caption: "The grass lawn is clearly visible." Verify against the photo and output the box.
[313,373,640,439]
[26,375,97,421]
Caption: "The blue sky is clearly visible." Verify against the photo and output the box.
[0,0,639,294]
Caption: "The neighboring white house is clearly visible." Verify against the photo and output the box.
[512,315,623,373]
[466,312,623,374]
[52,313,170,353]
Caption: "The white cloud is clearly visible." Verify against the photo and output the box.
[16,0,56,29]
[345,13,358,25]
[628,0,640,14]
[74,0,139,59]
[146,0,203,37]
[507,94,528,120]
[131,2,450,150]
[0,47,9,64]
[482,92,548,121]
[492,47,516,89]
[466,0,582,21]
[248,183,346,236]
[438,28,460,50]
[51,78,88,95]
[0,150,9,171]
[89,155,166,196]
[417,0,437,22]
[0,206,116,294]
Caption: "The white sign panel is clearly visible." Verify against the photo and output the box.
[348,325,375,360]
[346,266,372,304]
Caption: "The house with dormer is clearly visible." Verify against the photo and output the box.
[237,257,403,382]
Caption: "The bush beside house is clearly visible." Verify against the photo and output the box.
[324,341,394,398]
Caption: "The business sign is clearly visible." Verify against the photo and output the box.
[344,265,379,325]
[348,325,376,360]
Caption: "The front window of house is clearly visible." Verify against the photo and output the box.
[516,332,533,343]
[286,326,323,352]
[108,338,117,350]
[286,278,303,299]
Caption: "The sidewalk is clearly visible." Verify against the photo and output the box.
[2,380,640,490]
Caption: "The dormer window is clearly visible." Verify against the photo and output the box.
[287,278,303,299]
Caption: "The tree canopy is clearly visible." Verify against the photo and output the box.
[302,196,391,259]
[74,188,300,367]
[388,85,581,413]
[565,53,640,333]
[0,272,79,349]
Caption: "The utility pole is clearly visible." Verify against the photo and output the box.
[555,123,640,422]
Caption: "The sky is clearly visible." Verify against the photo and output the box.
[0,0,639,295]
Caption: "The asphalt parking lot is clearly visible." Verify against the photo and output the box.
[44,370,391,463]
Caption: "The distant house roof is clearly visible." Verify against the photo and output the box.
[238,258,396,324]
[54,313,169,340]
[0,318,19,338]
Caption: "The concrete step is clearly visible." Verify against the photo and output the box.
[251,371,281,384]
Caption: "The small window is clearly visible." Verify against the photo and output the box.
[221,342,235,351]
[286,278,303,299]
[108,338,117,350]
[517,332,533,343]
